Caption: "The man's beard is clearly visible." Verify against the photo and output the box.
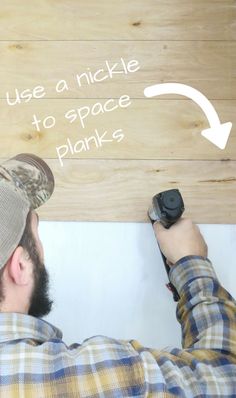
[28,255,53,319]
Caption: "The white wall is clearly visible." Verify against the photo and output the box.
[39,221,236,350]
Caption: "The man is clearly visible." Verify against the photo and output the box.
[0,153,235,398]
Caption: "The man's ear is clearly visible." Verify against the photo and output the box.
[7,246,32,286]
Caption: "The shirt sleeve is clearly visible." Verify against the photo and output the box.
[47,255,236,396]
[169,255,236,357]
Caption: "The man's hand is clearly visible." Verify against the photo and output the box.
[153,217,208,265]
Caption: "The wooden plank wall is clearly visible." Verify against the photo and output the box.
[0,0,235,223]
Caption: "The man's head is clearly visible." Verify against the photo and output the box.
[0,210,53,318]
[0,153,55,318]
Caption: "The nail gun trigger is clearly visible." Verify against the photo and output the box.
[166,283,174,292]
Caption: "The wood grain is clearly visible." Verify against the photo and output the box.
[1,41,235,99]
[1,99,235,160]
[0,1,235,223]
[0,0,235,40]
[24,158,236,224]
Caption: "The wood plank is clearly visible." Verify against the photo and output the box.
[1,99,235,160]
[1,41,235,99]
[0,0,235,40]
[27,159,236,224]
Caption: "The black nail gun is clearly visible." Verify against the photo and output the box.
[148,189,185,302]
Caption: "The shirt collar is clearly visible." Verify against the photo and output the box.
[0,312,63,343]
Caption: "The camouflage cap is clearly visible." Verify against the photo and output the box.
[0,153,54,270]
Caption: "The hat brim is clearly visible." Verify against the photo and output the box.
[0,153,55,210]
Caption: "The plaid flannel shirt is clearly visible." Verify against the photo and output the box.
[0,255,235,397]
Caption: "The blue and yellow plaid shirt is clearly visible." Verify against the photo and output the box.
[0,255,235,397]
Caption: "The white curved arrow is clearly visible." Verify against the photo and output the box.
[144,83,232,150]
